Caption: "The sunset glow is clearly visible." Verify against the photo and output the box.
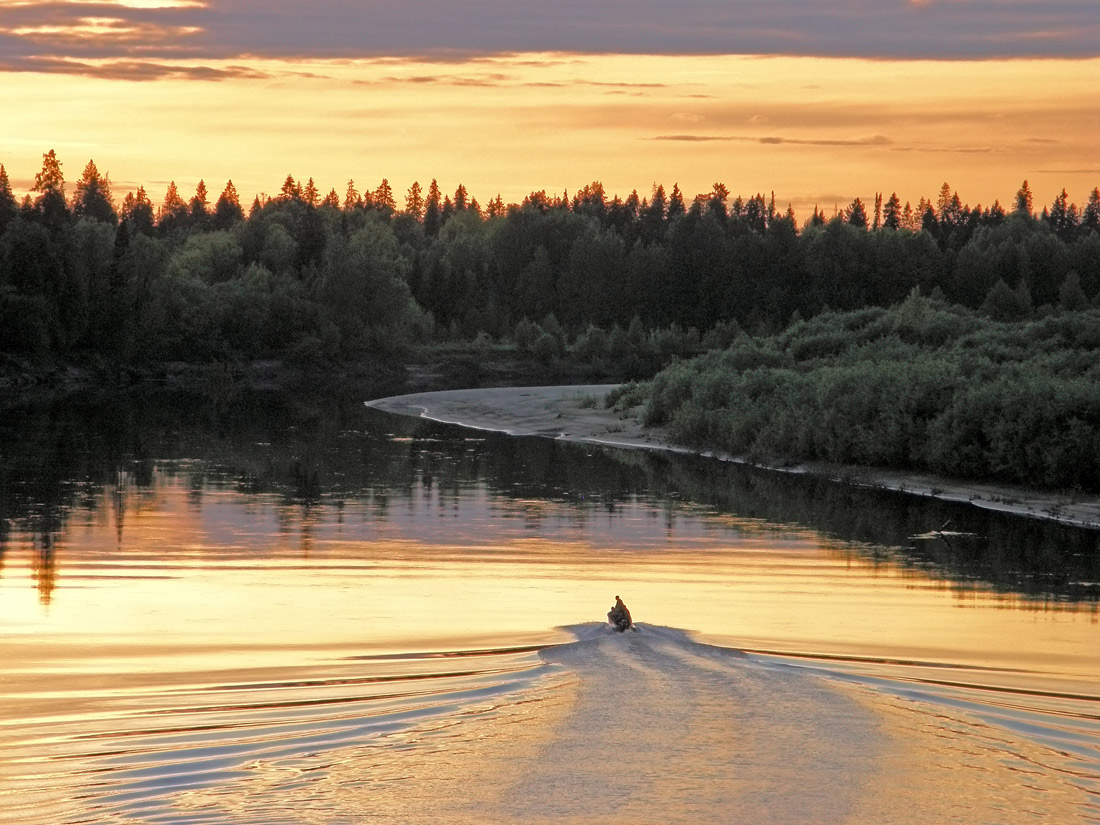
[3,54,1099,219]
[2,1,1098,219]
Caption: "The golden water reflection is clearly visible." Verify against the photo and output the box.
[2,468,1097,710]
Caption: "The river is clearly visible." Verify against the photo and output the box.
[1,386,1098,823]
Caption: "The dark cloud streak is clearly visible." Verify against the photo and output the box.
[652,134,894,148]
[1,0,1098,82]
[191,0,1100,60]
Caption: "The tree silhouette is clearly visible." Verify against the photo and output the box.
[0,164,17,231]
[33,149,64,196]
[188,179,210,229]
[1084,189,1100,235]
[846,197,868,229]
[404,181,423,218]
[1015,180,1034,216]
[453,183,468,212]
[667,184,686,219]
[121,186,155,234]
[72,160,116,223]
[213,180,243,229]
[279,175,301,203]
[423,179,443,236]
[302,177,319,207]
[883,192,901,230]
[1046,188,1079,242]
[158,181,188,232]
[707,182,729,219]
[32,149,68,224]
[344,179,360,211]
[374,178,395,212]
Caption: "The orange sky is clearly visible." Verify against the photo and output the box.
[3,53,1098,220]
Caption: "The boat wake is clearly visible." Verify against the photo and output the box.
[5,625,1099,824]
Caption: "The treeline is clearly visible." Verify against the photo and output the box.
[617,295,1100,491]
[2,150,1100,366]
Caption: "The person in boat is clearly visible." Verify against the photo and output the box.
[607,595,632,631]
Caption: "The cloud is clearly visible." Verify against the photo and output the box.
[0,0,1097,78]
[651,133,894,148]
[0,54,268,79]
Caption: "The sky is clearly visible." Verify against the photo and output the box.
[1,0,1099,218]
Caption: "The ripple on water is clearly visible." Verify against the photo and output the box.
[4,627,1099,825]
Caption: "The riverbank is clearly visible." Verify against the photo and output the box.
[0,347,623,406]
[366,384,1100,531]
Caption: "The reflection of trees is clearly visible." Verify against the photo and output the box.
[2,385,1098,606]
[31,533,57,604]
[606,448,1100,604]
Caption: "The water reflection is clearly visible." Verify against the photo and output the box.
[4,389,1100,825]
[2,387,1099,610]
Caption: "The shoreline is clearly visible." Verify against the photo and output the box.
[366,384,1100,531]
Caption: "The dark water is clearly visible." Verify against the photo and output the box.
[1,387,1098,823]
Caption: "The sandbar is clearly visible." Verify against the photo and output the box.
[366,384,1100,530]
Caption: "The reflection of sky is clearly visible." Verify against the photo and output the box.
[148,472,819,555]
[2,468,1098,694]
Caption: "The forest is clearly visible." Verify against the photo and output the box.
[2,150,1099,367]
[3,150,1100,490]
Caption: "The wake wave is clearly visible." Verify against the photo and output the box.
[481,624,1100,824]
[6,626,1099,824]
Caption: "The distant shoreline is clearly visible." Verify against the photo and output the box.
[366,384,1100,531]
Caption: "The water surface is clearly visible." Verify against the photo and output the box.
[1,390,1098,823]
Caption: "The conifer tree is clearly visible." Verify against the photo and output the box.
[370,178,393,211]
[936,182,953,218]
[453,183,468,212]
[0,163,19,230]
[344,179,360,211]
[188,179,209,228]
[32,149,68,223]
[303,177,319,207]
[648,184,667,219]
[1014,180,1034,216]
[33,149,64,197]
[158,181,188,230]
[667,184,685,219]
[707,182,728,218]
[405,181,423,218]
[423,179,443,236]
[121,186,154,234]
[72,160,116,223]
[213,180,243,228]
[901,201,915,230]
[846,197,868,229]
[1046,188,1078,241]
[1084,188,1100,234]
[279,174,301,202]
[625,190,641,218]
[882,192,901,230]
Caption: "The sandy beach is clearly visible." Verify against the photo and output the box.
[367,384,1100,530]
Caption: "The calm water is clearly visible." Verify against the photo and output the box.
[1,388,1099,824]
